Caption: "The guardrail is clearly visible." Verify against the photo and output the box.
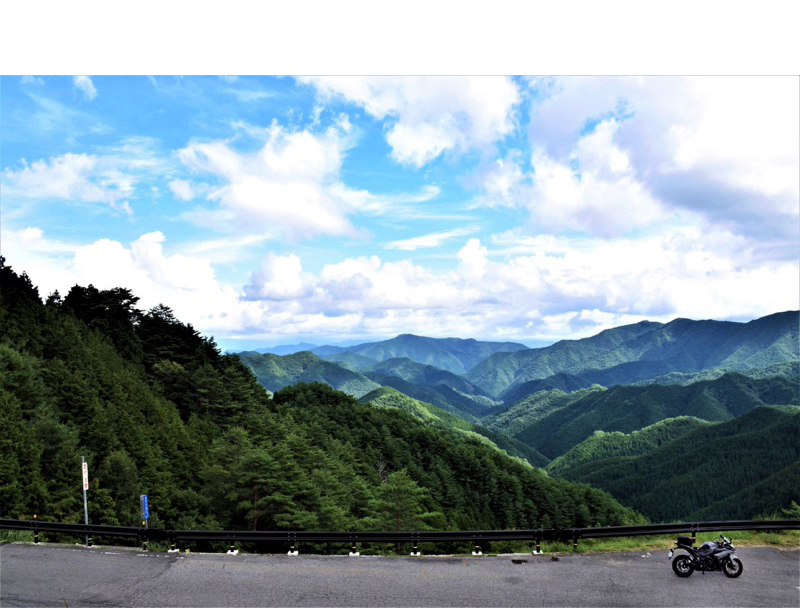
[3,518,798,554]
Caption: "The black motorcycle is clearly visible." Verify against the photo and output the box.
[668,535,743,578]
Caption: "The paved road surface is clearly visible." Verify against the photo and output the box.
[1,543,798,607]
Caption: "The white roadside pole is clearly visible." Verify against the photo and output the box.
[81,456,90,546]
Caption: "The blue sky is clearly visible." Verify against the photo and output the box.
[2,75,798,351]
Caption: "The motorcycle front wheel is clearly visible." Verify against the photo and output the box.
[672,555,694,577]
[722,557,743,578]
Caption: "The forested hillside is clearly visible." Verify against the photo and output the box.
[546,417,711,478]
[552,405,800,521]
[510,373,799,458]
[0,258,639,535]
[358,387,549,467]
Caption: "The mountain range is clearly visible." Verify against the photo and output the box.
[237,310,800,521]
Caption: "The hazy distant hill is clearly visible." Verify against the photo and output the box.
[552,405,800,521]
[324,334,529,376]
[237,350,381,398]
[251,342,320,356]
[510,372,800,458]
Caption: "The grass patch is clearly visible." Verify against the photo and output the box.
[553,530,800,554]
[0,530,34,543]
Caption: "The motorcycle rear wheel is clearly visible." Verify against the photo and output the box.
[722,557,743,578]
[672,555,694,577]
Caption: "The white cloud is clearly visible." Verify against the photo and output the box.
[236,225,797,343]
[457,238,488,280]
[387,226,477,251]
[1,228,249,334]
[470,153,528,208]
[178,121,447,240]
[472,118,667,237]
[2,137,167,217]
[177,123,360,239]
[243,253,312,300]
[329,184,442,217]
[4,224,796,346]
[168,178,195,201]
[73,75,97,100]
[1,153,132,213]
[301,76,521,166]
[529,76,800,242]
[527,121,666,236]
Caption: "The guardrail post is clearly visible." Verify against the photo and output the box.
[472,544,483,556]
[287,532,298,556]
[572,532,579,552]
[167,533,179,553]
[141,521,148,551]
[410,532,420,556]
[349,543,359,556]
[226,537,239,555]
[532,537,542,555]
[33,514,39,544]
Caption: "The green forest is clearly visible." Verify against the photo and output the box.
[0,258,640,537]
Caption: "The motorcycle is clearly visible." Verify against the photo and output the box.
[668,535,743,578]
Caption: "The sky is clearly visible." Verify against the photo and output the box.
[1,75,798,351]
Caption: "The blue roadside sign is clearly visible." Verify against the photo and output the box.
[140,494,149,521]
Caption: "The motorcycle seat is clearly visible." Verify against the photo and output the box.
[676,536,695,546]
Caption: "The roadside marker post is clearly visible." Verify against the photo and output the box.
[81,456,90,547]
[140,494,149,551]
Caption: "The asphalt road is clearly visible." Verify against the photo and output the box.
[1,543,798,607]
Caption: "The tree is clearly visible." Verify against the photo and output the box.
[371,470,445,532]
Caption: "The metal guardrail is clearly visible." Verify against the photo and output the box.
[2,518,798,553]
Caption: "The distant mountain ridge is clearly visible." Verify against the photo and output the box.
[237,350,381,398]
[467,311,799,398]
[322,333,530,376]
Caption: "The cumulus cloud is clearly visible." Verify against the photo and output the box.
[243,253,312,300]
[1,228,248,334]
[4,224,796,346]
[177,123,362,239]
[301,76,521,166]
[528,76,800,243]
[236,227,797,343]
[73,75,97,100]
[527,120,667,236]
[471,118,667,237]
